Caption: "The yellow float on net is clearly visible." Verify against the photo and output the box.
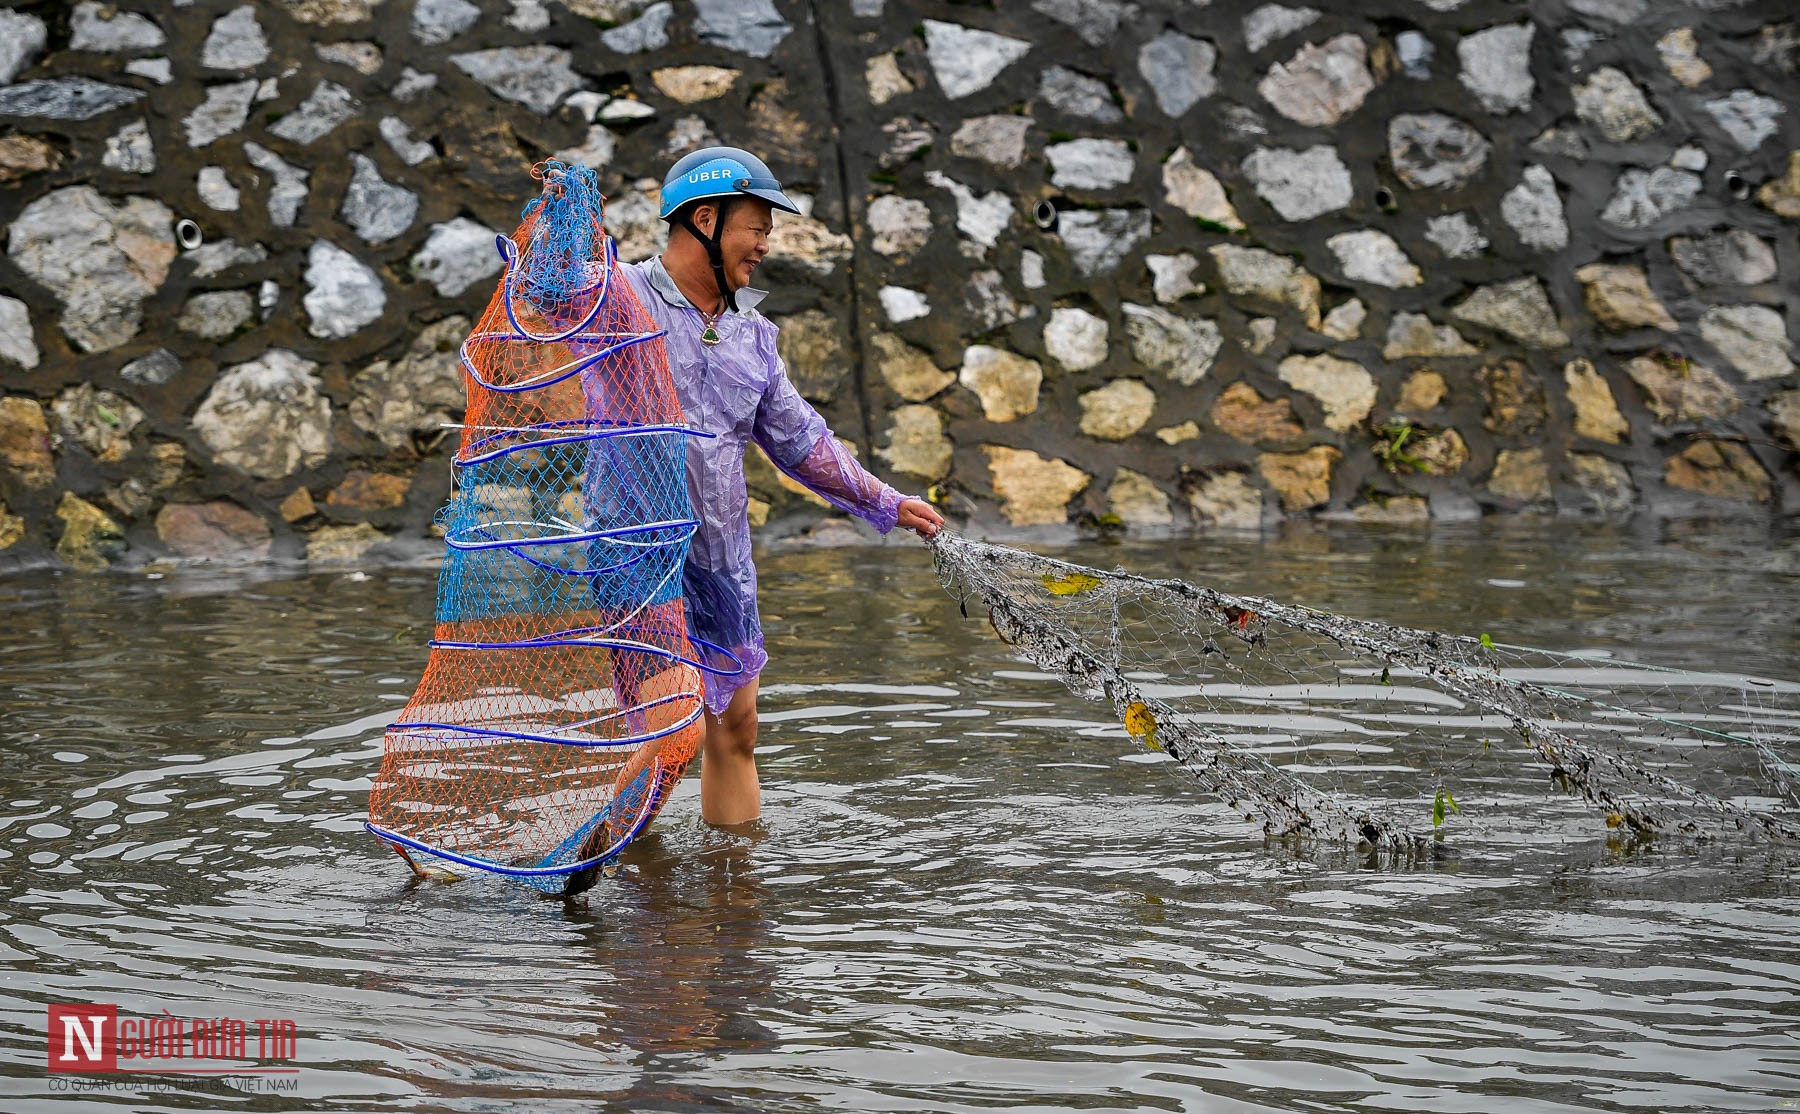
[1124,700,1161,751]
[1043,571,1103,596]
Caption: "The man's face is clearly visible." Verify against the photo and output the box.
[696,198,774,290]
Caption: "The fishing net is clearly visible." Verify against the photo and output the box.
[367,161,734,895]
[930,532,1800,853]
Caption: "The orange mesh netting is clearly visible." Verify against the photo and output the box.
[367,161,732,895]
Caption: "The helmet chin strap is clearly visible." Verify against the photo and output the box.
[674,198,738,313]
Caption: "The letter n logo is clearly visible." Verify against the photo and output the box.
[47,1004,117,1073]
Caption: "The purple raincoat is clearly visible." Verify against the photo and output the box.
[619,256,909,714]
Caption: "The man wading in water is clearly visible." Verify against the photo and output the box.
[618,146,944,828]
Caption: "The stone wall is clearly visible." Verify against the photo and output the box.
[1,0,1797,570]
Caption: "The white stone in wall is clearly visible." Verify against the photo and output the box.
[1599,167,1700,229]
[1258,34,1373,127]
[1044,307,1108,371]
[508,0,552,32]
[410,218,505,297]
[303,240,385,339]
[1210,245,1320,328]
[198,166,241,211]
[244,142,310,227]
[413,0,481,45]
[1020,251,1046,290]
[1500,164,1568,252]
[867,195,933,257]
[1670,231,1778,287]
[270,81,359,144]
[923,21,1030,100]
[452,47,584,115]
[924,171,1013,250]
[1383,313,1481,358]
[1569,0,1646,22]
[1037,66,1121,123]
[1669,145,1708,172]
[379,117,436,165]
[963,269,1030,331]
[0,10,47,84]
[1242,145,1352,221]
[1457,23,1534,114]
[878,405,952,481]
[1243,5,1320,54]
[1655,27,1711,87]
[176,290,255,340]
[1573,67,1661,143]
[316,41,383,74]
[651,65,740,104]
[1396,30,1433,78]
[1146,253,1204,303]
[1139,31,1217,117]
[564,91,608,121]
[1122,304,1223,386]
[70,3,164,53]
[1278,353,1376,432]
[1325,230,1421,288]
[1320,298,1366,340]
[188,239,268,278]
[950,115,1032,168]
[185,80,257,147]
[0,77,143,120]
[600,99,655,123]
[959,345,1042,422]
[659,114,716,157]
[124,57,172,84]
[693,0,790,58]
[102,120,156,174]
[1079,380,1156,441]
[554,125,617,170]
[1057,209,1151,277]
[603,2,673,53]
[1033,0,1135,49]
[1108,469,1174,529]
[8,185,174,353]
[1451,277,1569,349]
[878,286,930,323]
[1046,137,1134,190]
[1425,212,1488,258]
[258,280,279,320]
[867,53,912,107]
[1388,113,1490,189]
[120,348,180,386]
[341,154,418,244]
[0,297,40,370]
[1699,306,1794,381]
[1161,147,1244,229]
[193,350,332,480]
[1704,90,1786,152]
[1560,27,1600,63]
[393,67,438,102]
[202,6,269,70]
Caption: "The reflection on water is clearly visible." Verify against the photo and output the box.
[0,518,1797,1112]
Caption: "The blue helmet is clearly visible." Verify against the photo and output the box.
[658,146,801,220]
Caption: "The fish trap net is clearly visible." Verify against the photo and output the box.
[931,532,1800,852]
[367,161,732,893]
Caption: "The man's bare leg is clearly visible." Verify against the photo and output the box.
[700,677,761,827]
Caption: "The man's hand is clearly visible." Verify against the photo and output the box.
[896,497,945,539]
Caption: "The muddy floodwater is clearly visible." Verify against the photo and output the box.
[2,519,1798,1113]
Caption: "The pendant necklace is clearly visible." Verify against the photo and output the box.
[699,304,724,347]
